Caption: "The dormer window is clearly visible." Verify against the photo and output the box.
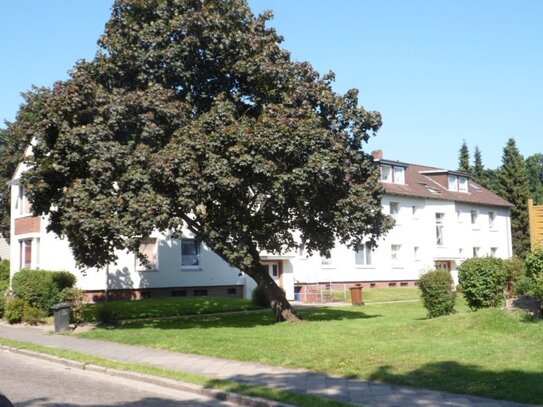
[380,164,405,185]
[448,175,469,193]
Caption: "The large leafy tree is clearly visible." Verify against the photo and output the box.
[525,153,543,205]
[21,0,392,322]
[496,138,530,258]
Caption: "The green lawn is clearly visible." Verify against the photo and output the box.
[79,300,543,404]
[360,287,420,303]
[83,296,262,321]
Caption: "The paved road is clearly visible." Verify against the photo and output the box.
[0,349,238,407]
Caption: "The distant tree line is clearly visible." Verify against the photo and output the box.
[458,138,542,258]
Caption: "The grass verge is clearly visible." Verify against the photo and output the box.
[79,301,543,404]
[0,337,353,407]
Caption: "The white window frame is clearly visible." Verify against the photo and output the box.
[459,177,468,192]
[381,164,392,183]
[355,243,372,266]
[391,244,401,264]
[473,247,480,258]
[137,237,158,271]
[181,238,200,269]
[490,247,498,257]
[489,211,496,229]
[448,175,458,191]
[435,212,445,246]
[393,166,405,184]
[390,201,400,218]
[471,209,478,226]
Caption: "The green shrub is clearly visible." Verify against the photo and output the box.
[516,275,536,297]
[251,285,268,307]
[418,269,456,318]
[4,298,27,324]
[59,287,85,325]
[52,271,77,291]
[525,249,543,278]
[532,273,543,302]
[0,260,9,291]
[95,304,120,325]
[503,256,526,298]
[11,269,76,314]
[458,257,507,310]
[22,303,44,325]
[11,269,60,313]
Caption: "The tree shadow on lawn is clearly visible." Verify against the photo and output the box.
[368,361,543,405]
[108,307,381,331]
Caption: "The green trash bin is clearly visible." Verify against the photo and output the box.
[51,303,71,333]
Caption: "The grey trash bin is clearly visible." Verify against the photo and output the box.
[51,303,71,333]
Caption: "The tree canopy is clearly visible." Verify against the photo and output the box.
[525,153,543,205]
[21,0,392,321]
[458,140,470,173]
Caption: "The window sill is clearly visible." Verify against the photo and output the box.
[181,266,203,271]
[321,265,336,269]
[391,266,405,269]
[137,268,159,273]
[355,265,375,269]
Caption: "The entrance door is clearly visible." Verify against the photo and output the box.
[263,262,281,285]
[434,260,451,271]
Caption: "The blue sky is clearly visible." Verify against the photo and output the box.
[1,1,542,170]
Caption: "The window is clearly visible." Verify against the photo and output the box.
[448,175,458,191]
[470,210,478,226]
[489,211,496,229]
[459,177,468,192]
[138,237,157,270]
[435,213,445,246]
[381,164,392,183]
[412,205,418,217]
[391,244,401,263]
[389,202,399,218]
[448,175,469,192]
[380,164,406,184]
[181,239,199,267]
[355,243,372,266]
[193,289,208,296]
[473,247,480,257]
[490,247,498,257]
[16,186,32,215]
[227,288,237,295]
[171,290,187,297]
[321,255,333,266]
[414,246,420,260]
[393,166,405,184]
[20,239,32,269]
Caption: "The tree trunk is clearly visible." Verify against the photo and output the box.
[245,264,302,323]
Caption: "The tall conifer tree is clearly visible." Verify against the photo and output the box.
[458,140,470,173]
[496,138,530,258]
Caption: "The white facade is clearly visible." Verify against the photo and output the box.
[9,153,512,302]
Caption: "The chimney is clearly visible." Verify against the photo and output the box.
[371,150,383,160]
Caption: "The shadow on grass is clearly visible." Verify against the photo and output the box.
[104,307,381,330]
[368,361,543,405]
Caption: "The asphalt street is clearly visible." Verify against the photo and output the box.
[0,349,238,406]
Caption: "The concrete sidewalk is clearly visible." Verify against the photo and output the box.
[0,324,537,407]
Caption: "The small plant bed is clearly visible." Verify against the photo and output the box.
[79,300,543,404]
[82,296,263,323]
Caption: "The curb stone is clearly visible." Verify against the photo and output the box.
[1,346,297,407]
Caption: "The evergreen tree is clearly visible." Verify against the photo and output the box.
[472,146,484,183]
[458,140,470,173]
[525,153,543,204]
[496,138,530,258]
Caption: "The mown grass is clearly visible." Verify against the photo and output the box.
[82,296,262,321]
[0,338,352,407]
[79,299,543,404]
[360,287,420,303]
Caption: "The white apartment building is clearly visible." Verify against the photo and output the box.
[9,150,512,302]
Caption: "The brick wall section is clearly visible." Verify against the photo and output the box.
[84,284,244,303]
[14,216,41,235]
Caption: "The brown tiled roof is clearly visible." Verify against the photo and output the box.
[379,161,513,208]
